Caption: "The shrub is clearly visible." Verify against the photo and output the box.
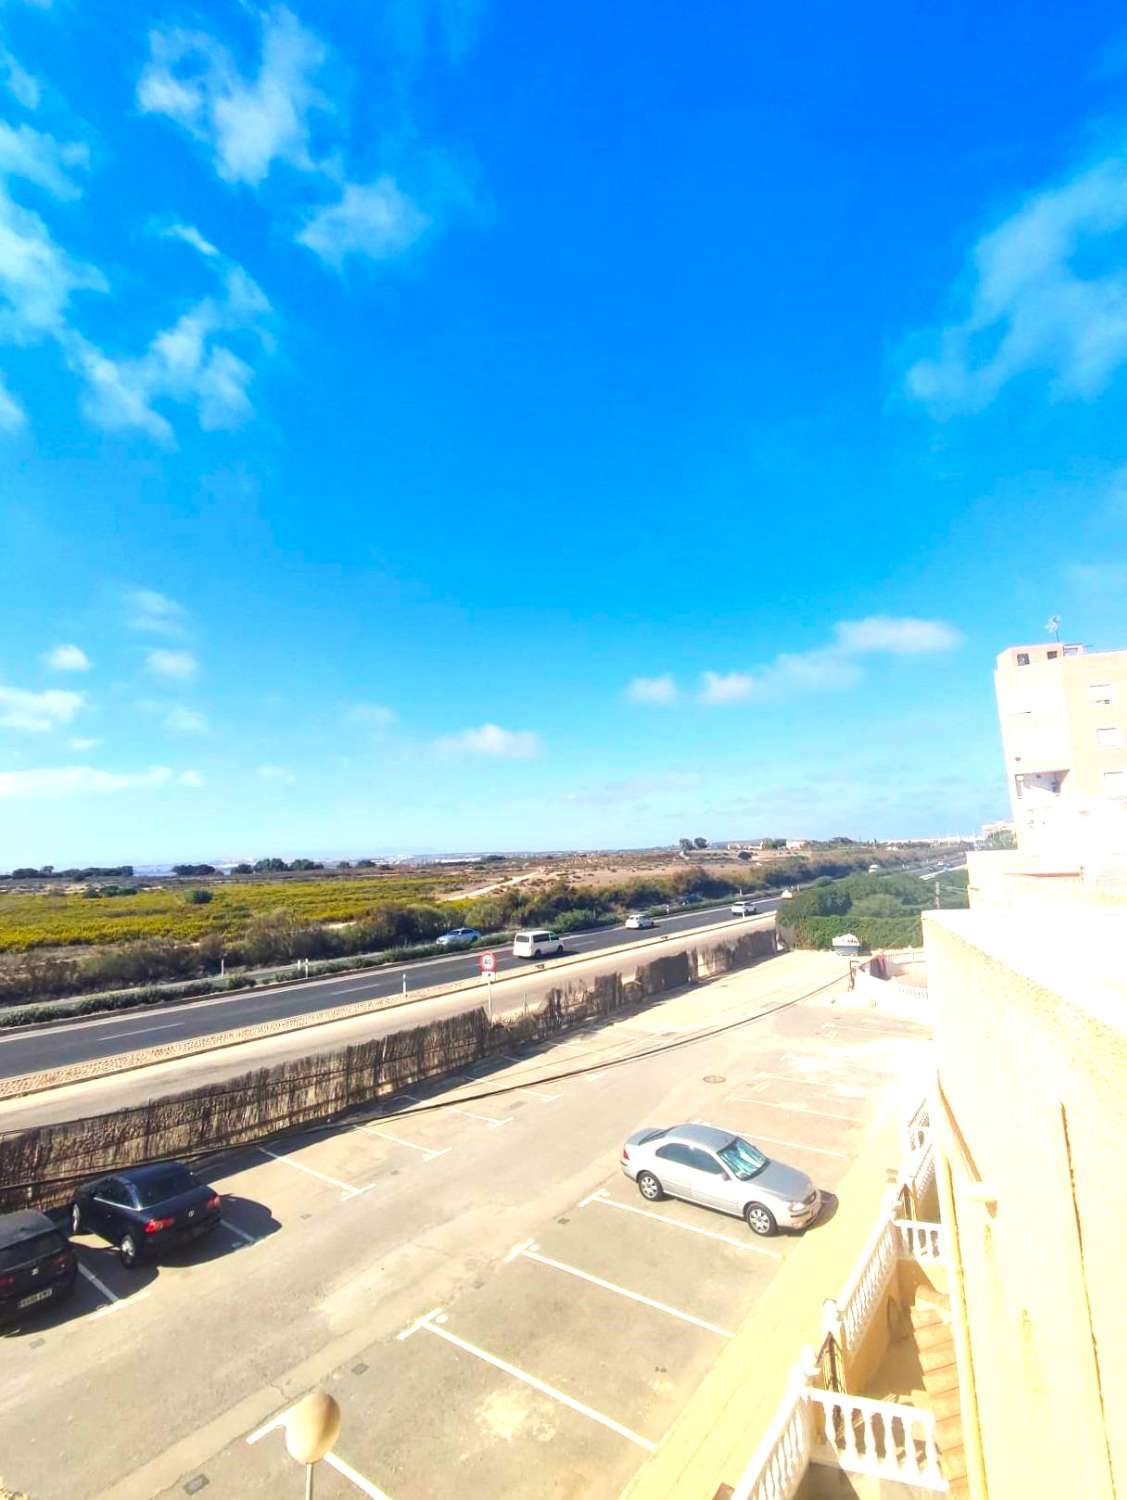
[185,888,214,905]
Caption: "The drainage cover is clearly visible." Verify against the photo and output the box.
[703,1075,726,1084]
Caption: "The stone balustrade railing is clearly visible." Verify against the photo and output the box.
[807,1388,948,1490]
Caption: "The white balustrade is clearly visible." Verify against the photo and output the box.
[729,1375,812,1500]
[895,1218,945,1260]
[836,1208,899,1350]
[808,1389,948,1490]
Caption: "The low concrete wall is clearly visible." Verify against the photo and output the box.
[0,924,778,1213]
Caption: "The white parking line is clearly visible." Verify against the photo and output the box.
[729,1098,864,1124]
[356,1124,450,1159]
[221,1218,259,1245]
[747,1134,850,1161]
[256,1146,364,1198]
[518,1243,735,1337]
[246,1407,292,1445]
[445,1108,512,1128]
[77,1265,152,1319]
[579,1191,781,1256]
[517,1087,562,1102]
[325,1451,394,1499]
[405,1310,655,1450]
[396,1305,444,1341]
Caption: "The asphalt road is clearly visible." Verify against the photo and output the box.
[0,951,935,1500]
[0,899,782,1080]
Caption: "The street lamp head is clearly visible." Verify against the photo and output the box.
[284,1392,342,1466]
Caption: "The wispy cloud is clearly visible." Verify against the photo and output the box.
[0,764,188,799]
[0,684,84,731]
[257,763,296,783]
[179,769,204,788]
[163,705,208,733]
[138,7,328,186]
[1065,560,1127,593]
[345,702,398,728]
[162,223,219,258]
[906,154,1127,412]
[297,176,430,267]
[434,723,541,759]
[699,616,963,706]
[0,371,25,431]
[43,643,90,671]
[126,588,187,636]
[69,736,99,750]
[626,674,678,705]
[1,46,41,111]
[145,648,198,681]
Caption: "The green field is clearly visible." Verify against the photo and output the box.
[0,874,456,952]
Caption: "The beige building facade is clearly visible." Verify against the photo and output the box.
[994,641,1127,866]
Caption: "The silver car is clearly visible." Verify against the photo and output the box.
[620,1122,820,1236]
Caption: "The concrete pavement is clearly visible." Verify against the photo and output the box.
[0,950,935,1500]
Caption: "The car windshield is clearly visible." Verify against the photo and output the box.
[717,1137,768,1180]
[0,1232,63,1271]
[133,1168,195,1208]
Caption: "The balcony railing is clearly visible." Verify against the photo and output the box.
[833,1200,900,1350]
[895,1218,945,1260]
[808,1388,947,1490]
[729,1367,812,1500]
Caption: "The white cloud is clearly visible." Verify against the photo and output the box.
[164,705,208,733]
[69,261,271,441]
[69,736,99,750]
[297,176,430,267]
[138,7,328,186]
[0,122,88,200]
[0,764,174,799]
[43,642,90,671]
[163,223,219,258]
[345,702,398,728]
[832,617,965,654]
[699,616,963,705]
[179,768,204,787]
[0,684,83,730]
[126,588,187,635]
[0,182,104,348]
[146,648,198,680]
[0,370,25,431]
[699,671,755,705]
[434,723,541,759]
[627,674,678,705]
[907,156,1127,412]
[1,48,41,111]
[257,763,295,783]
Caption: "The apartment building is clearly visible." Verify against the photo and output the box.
[994,641,1127,864]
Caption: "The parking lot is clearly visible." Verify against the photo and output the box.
[0,951,933,1500]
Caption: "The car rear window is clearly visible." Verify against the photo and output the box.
[0,1231,64,1271]
[639,1128,668,1145]
[133,1167,195,1208]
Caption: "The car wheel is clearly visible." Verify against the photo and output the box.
[637,1172,663,1202]
[70,1202,82,1236]
[745,1202,777,1236]
[120,1233,139,1269]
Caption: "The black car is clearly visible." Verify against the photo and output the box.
[0,1209,78,1325]
[71,1162,222,1268]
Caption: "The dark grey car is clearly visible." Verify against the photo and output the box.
[620,1122,820,1236]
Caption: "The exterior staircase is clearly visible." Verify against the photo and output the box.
[906,1289,968,1497]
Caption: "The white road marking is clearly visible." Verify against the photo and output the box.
[730,1098,863,1123]
[246,1409,291,1445]
[396,1306,444,1341]
[256,1146,362,1198]
[446,1107,512,1128]
[517,1087,562,1102]
[411,1311,656,1450]
[221,1218,258,1245]
[77,1260,152,1321]
[577,1186,609,1208]
[504,1237,535,1263]
[747,1134,850,1161]
[325,1451,394,1499]
[519,1244,735,1337]
[356,1124,450,1159]
[108,1022,183,1039]
[77,1262,119,1304]
[580,1190,781,1257]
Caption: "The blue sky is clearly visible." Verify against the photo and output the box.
[2,0,1126,864]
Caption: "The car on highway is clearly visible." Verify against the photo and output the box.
[71,1162,222,1268]
[512,929,563,958]
[435,927,482,948]
[0,1210,77,1325]
[624,913,655,929]
[730,900,758,916]
[620,1123,820,1236]
[779,887,795,899]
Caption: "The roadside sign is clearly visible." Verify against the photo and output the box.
[480,951,496,974]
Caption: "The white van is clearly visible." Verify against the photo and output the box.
[512,929,563,958]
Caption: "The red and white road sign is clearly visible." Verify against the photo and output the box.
[479,951,496,974]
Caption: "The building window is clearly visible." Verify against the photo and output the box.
[1016,652,1030,666]
[1089,683,1114,705]
[1103,769,1126,793]
[1014,775,1023,799]
[1047,650,1058,660]
[1063,645,1080,657]
[1097,726,1123,748]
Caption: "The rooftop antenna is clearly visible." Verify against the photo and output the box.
[1045,613,1061,644]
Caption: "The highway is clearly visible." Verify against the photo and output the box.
[0,899,783,1080]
